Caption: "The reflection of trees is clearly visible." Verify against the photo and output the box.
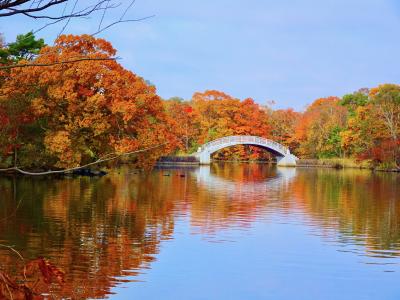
[193,165,400,253]
[190,164,295,234]
[0,171,176,299]
[0,166,399,298]
[210,162,278,182]
[291,169,400,254]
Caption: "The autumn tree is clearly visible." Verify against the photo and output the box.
[340,85,400,167]
[341,105,376,160]
[340,90,373,159]
[192,90,271,160]
[192,90,237,142]
[0,34,177,169]
[164,97,200,153]
[366,84,400,166]
[269,108,301,152]
[370,84,400,150]
[192,90,270,142]
[295,97,347,158]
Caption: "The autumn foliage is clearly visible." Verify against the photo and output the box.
[293,97,348,158]
[341,85,400,167]
[0,33,399,169]
[164,87,400,167]
[0,34,176,169]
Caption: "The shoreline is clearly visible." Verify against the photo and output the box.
[1,158,399,177]
[158,158,400,173]
[296,159,400,173]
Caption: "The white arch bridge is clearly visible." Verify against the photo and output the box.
[195,136,298,166]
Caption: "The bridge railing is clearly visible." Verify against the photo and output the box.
[199,135,289,155]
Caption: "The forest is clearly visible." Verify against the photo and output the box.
[0,33,399,171]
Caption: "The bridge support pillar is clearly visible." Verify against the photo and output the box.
[198,151,211,165]
[276,154,297,167]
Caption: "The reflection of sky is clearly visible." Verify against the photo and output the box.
[113,219,400,300]
[1,0,400,110]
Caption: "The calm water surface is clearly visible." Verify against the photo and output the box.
[0,164,400,299]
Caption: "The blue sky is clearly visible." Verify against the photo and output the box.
[1,0,400,110]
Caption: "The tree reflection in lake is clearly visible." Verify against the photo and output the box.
[0,164,399,298]
[292,169,400,256]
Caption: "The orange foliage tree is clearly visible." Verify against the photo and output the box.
[269,108,301,153]
[294,97,347,158]
[341,84,400,167]
[0,34,177,169]
[164,97,201,153]
[191,90,271,160]
[192,90,270,139]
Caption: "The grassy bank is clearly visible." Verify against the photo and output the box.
[297,158,400,172]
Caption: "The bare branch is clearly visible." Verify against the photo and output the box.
[98,0,111,31]
[92,0,155,36]
[0,56,119,70]
[57,0,77,36]
[120,0,135,21]
[0,0,68,17]
[19,0,110,20]
[0,143,166,175]
[0,244,24,262]
[1,0,154,46]
[92,15,155,36]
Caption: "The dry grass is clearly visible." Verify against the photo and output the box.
[297,158,374,169]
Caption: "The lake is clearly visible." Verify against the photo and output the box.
[0,164,400,299]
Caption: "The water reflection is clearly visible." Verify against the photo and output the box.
[292,169,400,257]
[0,164,399,298]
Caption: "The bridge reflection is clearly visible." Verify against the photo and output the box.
[195,165,296,193]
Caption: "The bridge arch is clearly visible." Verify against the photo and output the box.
[195,136,298,166]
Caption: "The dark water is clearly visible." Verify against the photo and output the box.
[1,164,400,299]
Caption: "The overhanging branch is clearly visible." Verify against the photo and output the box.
[0,143,166,176]
[0,56,120,70]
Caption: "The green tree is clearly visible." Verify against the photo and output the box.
[340,90,369,116]
[0,32,45,63]
[322,125,343,158]
[0,32,46,167]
